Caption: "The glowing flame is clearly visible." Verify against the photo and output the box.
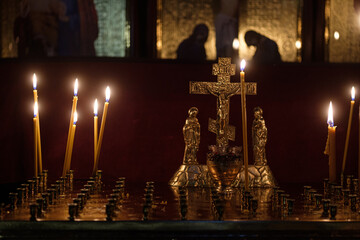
[240,59,246,72]
[74,111,78,125]
[295,40,302,49]
[33,73,37,90]
[94,99,98,116]
[74,79,78,96]
[351,86,355,101]
[232,38,239,50]
[105,86,110,102]
[334,31,340,40]
[327,101,334,127]
[34,102,38,117]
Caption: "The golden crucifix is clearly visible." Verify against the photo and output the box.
[190,58,257,148]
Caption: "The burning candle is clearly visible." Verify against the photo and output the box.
[94,99,98,171]
[358,103,360,184]
[93,87,110,176]
[63,79,79,176]
[33,74,42,172]
[66,111,78,173]
[327,101,337,183]
[240,60,249,191]
[34,102,38,177]
[341,87,355,183]
[33,74,37,103]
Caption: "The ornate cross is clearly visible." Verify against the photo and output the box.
[189,58,257,148]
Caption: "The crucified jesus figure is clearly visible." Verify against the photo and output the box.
[206,83,240,136]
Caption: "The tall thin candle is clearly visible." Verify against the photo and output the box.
[327,101,337,183]
[63,79,78,177]
[33,74,42,172]
[94,99,98,172]
[358,104,360,185]
[341,87,355,183]
[33,102,38,177]
[93,87,110,176]
[66,111,77,173]
[240,60,249,191]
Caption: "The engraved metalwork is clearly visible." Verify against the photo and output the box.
[327,0,360,62]
[239,0,302,62]
[168,164,211,187]
[207,145,242,192]
[209,118,235,142]
[169,107,211,187]
[233,165,276,188]
[252,107,267,166]
[182,107,200,164]
[190,57,257,148]
[233,107,276,188]
[212,58,235,83]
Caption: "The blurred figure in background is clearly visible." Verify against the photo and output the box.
[14,0,98,57]
[214,0,239,58]
[58,0,98,56]
[176,24,209,60]
[76,0,98,56]
[14,0,68,57]
[58,0,81,56]
[244,30,281,64]
[13,0,32,57]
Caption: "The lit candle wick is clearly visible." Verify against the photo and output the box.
[327,101,334,127]
[34,102,38,118]
[73,111,78,125]
[240,59,246,72]
[105,86,110,102]
[94,99,98,116]
[33,73,37,90]
[74,78,79,96]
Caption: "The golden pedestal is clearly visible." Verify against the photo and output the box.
[169,164,212,187]
[232,165,277,188]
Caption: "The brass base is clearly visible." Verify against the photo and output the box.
[169,164,212,187]
[249,188,273,203]
[232,165,277,188]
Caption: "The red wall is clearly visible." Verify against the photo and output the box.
[0,59,359,185]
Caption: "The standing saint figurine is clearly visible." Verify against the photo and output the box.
[183,107,200,164]
[252,107,267,166]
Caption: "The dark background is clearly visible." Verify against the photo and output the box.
[0,58,359,188]
[0,0,360,201]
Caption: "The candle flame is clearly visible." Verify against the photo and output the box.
[94,99,98,116]
[327,101,334,127]
[33,73,37,90]
[34,102,38,117]
[74,111,78,125]
[74,78,78,96]
[240,59,246,71]
[105,86,110,102]
[351,86,355,101]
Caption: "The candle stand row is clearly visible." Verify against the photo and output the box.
[299,176,360,221]
[104,177,127,221]
[142,181,155,221]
